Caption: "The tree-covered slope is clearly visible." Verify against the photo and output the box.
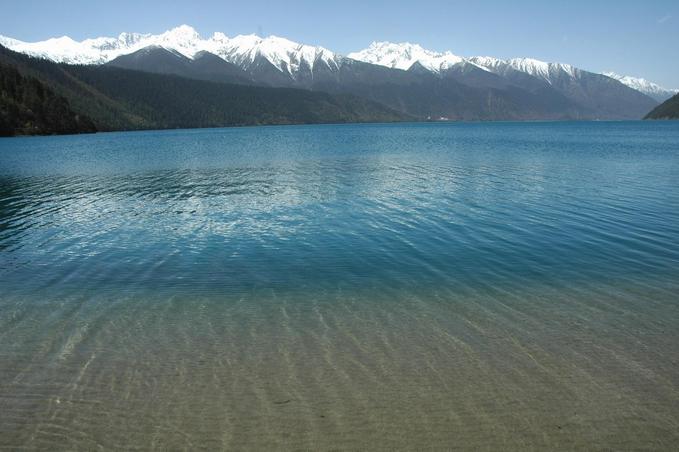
[645,93,679,119]
[0,63,96,136]
[70,65,407,128]
[0,45,409,135]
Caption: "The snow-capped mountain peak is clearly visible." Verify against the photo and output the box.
[0,35,21,48]
[210,34,340,75]
[117,32,149,46]
[348,41,463,73]
[0,25,341,78]
[466,56,579,84]
[348,42,584,83]
[0,26,674,101]
[0,31,155,64]
[150,24,205,58]
[163,24,201,41]
[603,72,678,102]
[509,58,578,82]
[1,34,102,64]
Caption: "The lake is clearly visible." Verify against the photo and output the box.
[1,121,679,449]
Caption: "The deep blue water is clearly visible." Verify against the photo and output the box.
[1,122,679,449]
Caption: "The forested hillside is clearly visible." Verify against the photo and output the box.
[645,93,679,120]
[0,63,95,136]
[0,45,408,136]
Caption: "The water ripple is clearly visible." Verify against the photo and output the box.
[1,122,679,449]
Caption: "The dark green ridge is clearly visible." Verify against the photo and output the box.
[645,93,679,119]
[0,62,96,136]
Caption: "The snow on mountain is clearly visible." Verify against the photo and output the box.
[467,56,580,83]
[0,36,21,48]
[206,33,340,74]
[347,42,463,73]
[348,43,584,83]
[0,25,341,77]
[0,32,152,64]
[2,26,673,98]
[507,58,579,81]
[349,41,672,100]
[603,72,678,102]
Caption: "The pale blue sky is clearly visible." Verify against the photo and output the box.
[2,0,678,87]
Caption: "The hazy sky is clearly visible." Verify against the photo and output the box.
[2,0,678,87]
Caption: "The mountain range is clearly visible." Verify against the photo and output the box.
[602,72,678,103]
[1,25,676,134]
[0,44,408,136]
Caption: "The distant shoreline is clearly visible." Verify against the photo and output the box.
[3,118,672,140]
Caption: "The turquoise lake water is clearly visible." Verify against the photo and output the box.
[1,121,679,449]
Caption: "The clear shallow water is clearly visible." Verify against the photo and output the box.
[1,122,679,449]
